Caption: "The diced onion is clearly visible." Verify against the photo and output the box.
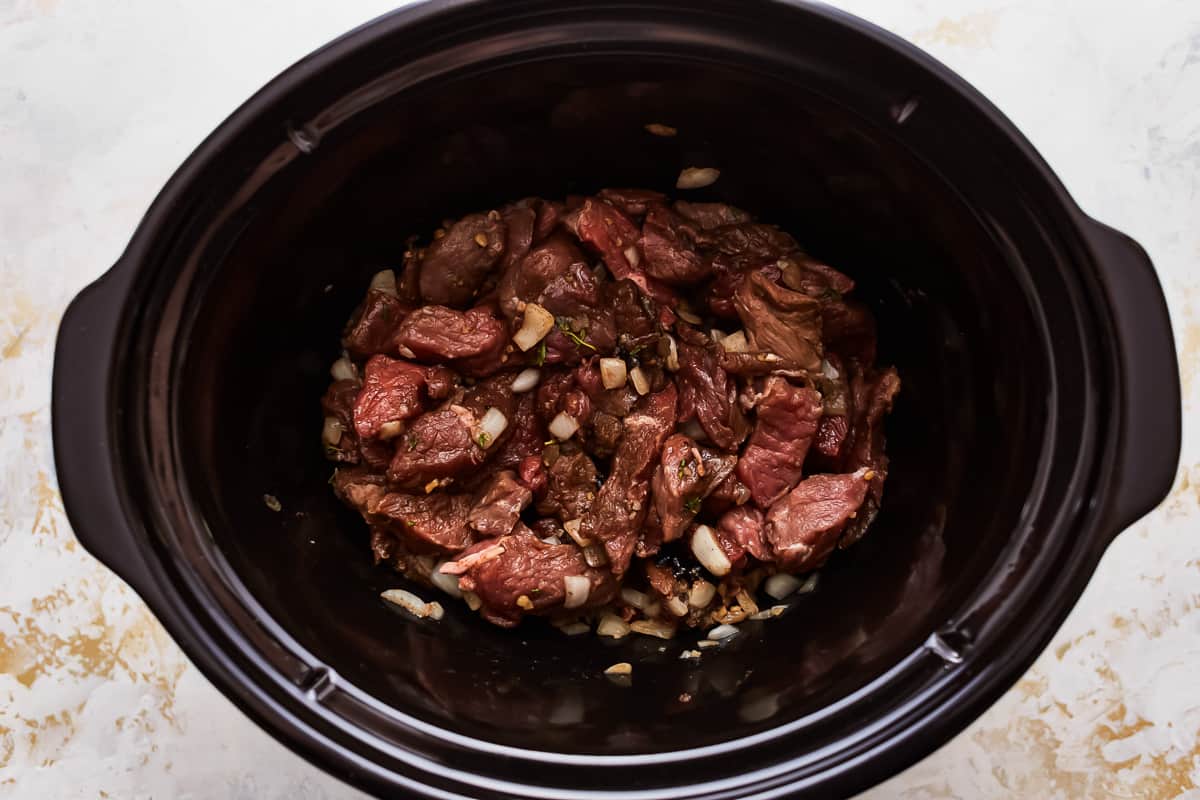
[322,416,344,445]
[798,573,819,594]
[549,412,580,440]
[680,649,702,660]
[563,518,592,546]
[664,335,680,371]
[330,358,357,382]
[604,661,632,675]
[720,330,749,353]
[513,302,555,351]
[690,525,732,577]
[430,564,463,598]
[563,575,591,609]
[620,587,649,610]
[629,367,650,395]
[599,358,628,390]
[676,167,720,190]
[369,269,398,296]
[511,368,541,393]
[665,596,689,617]
[597,613,630,638]
[378,420,403,440]
[645,123,677,137]
[821,359,840,380]
[708,623,739,640]
[630,619,676,640]
[582,543,608,567]
[689,580,716,608]
[541,536,561,545]
[474,407,508,448]
[623,245,641,267]
[463,591,482,611]
[710,328,728,343]
[764,573,803,600]
[439,544,506,574]
[676,305,701,325]
[381,588,442,620]
[697,639,720,649]
[559,622,590,636]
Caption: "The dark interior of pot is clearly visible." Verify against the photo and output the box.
[175,57,1050,754]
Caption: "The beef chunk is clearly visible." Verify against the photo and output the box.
[419,212,506,307]
[651,434,737,543]
[717,506,771,562]
[676,329,749,450]
[673,201,753,230]
[704,473,752,515]
[734,270,823,371]
[393,305,511,377]
[641,204,709,285]
[823,298,878,367]
[777,256,855,297]
[352,356,434,440]
[736,378,823,507]
[387,407,485,489]
[575,198,675,304]
[704,222,799,266]
[452,528,618,627]
[607,280,661,354]
[597,187,666,217]
[321,378,362,463]
[468,471,533,538]
[369,527,436,586]
[331,466,387,514]
[500,205,535,272]
[536,450,600,521]
[838,366,900,546]
[493,394,545,470]
[764,468,872,571]
[497,233,593,319]
[342,288,406,358]
[814,413,851,460]
[372,491,475,553]
[517,454,547,496]
[580,384,677,574]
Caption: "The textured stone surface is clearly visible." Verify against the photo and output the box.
[1,1,1198,797]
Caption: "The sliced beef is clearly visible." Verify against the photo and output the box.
[764,468,872,571]
[777,256,855,297]
[673,201,753,230]
[352,356,435,440]
[536,450,600,522]
[838,366,900,546]
[607,280,661,354]
[387,407,485,490]
[641,204,709,285]
[517,454,547,496]
[468,471,533,538]
[705,257,782,319]
[498,233,592,319]
[734,270,823,371]
[580,384,677,574]
[651,434,737,543]
[597,187,666,217]
[369,527,436,586]
[575,198,675,304]
[717,506,771,562]
[342,288,406,358]
[493,394,545,470]
[372,491,475,553]
[704,473,752,515]
[452,528,618,627]
[331,466,387,514]
[823,298,878,368]
[321,378,362,463]
[394,305,511,377]
[500,205,535,272]
[736,378,823,507]
[418,212,506,307]
[675,328,749,451]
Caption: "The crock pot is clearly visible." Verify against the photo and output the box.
[51,1,1181,797]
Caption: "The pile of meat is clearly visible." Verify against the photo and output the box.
[321,188,899,633]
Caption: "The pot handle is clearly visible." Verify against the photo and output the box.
[52,265,164,607]
[1085,220,1181,541]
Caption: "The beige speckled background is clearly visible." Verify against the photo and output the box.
[2,1,1198,797]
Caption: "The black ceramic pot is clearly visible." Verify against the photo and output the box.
[52,2,1180,798]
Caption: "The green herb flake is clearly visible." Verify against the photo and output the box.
[556,316,596,351]
[406,434,419,451]
[476,432,492,449]
[683,496,701,514]
[534,340,547,366]
[677,459,690,479]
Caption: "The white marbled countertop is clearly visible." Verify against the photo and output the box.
[1,0,1198,797]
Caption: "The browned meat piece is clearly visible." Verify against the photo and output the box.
[342,288,406,358]
[764,468,872,571]
[468,471,533,538]
[573,358,640,417]
[736,378,823,507]
[641,205,709,285]
[675,328,749,451]
[703,473,752,515]
[393,305,511,378]
[321,378,361,463]
[703,222,799,265]
[705,257,782,319]
[717,506,771,562]
[536,450,599,522]
[734,270,823,371]
[575,198,675,304]
[373,491,475,553]
[838,366,900,546]
[823,298,878,368]
[352,356,432,440]
[452,528,618,627]
[597,187,666,217]
[777,256,856,297]
[331,466,387,513]
[534,200,563,242]
[605,279,661,354]
[651,434,737,543]
[580,384,677,574]
[517,454,546,496]
[538,262,603,320]
[386,408,485,489]
[497,233,593,319]
[500,205,535,272]
[418,212,506,307]
[814,413,851,460]
[493,394,545,470]
[369,527,436,586]
[673,201,753,230]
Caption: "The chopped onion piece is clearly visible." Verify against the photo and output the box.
[378,420,403,440]
[798,573,820,594]
[322,416,344,446]
[463,591,482,611]
[689,580,717,608]
[430,563,463,598]
[473,407,508,449]
[513,302,555,351]
[563,518,592,546]
[604,661,632,675]
[720,330,749,353]
[708,623,739,640]
[425,601,445,621]
[630,619,676,640]
[680,649,702,660]
[330,357,357,382]
[821,358,841,380]
[665,596,689,617]
[541,536,561,545]
[623,245,641,267]
[749,609,773,621]
[697,639,720,649]
[620,587,649,610]
[676,167,720,190]
[664,334,680,371]
[549,412,580,441]
[597,613,630,639]
[582,543,608,567]
[369,269,398,296]
[676,305,701,325]
[559,622,590,636]
[599,357,628,389]
[709,328,728,343]
[511,368,540,393]
[563,575,591,609]
[690,525,732,577]
[643,599,662,618]
[381,588,441,620]
[439,544,505,574]
[645,122,677,137]
[629,367,650,395]
[764,573,803,600]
